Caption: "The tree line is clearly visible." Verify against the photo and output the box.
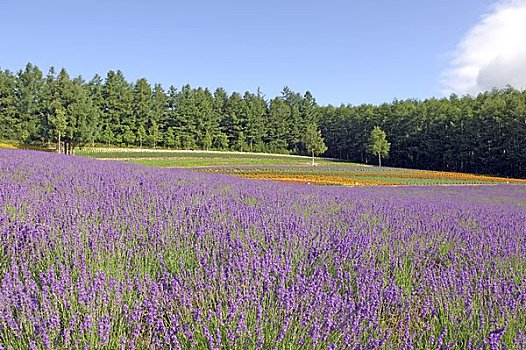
[320,90,525,177]
[0,63,525,177]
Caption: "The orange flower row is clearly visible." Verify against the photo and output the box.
[393,170,526,183]
[238,174,395,186]
[217,168,526,186]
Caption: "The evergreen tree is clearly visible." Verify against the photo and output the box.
[223,92,245,149]
[235,131,247,152]
[102,70,134,145]
[137,125,147,148]
[152,83,167,142]
[2,62,525,178]
[266,97,289,152]
[281,86,303,150]
[14,63,45,143]
[194,87,217,149]
[62,77,99,153]
[213,133,229,150]
[147,120,161,148]
[122,126,135,147]
[243,90,266,150]
[213,87,230,149]
[202,129,213,151]
[0,70,17,141]
[174,84,198,149]
[87,74,104,144]
[164,127,178,148]
[133,78,153,138]
[100,125,114,146]
[164,85,178,131]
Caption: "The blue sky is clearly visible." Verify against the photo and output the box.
[2,0,520,106]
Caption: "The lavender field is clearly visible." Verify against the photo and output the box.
[1,149,526,349]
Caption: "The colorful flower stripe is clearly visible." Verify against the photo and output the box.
[216,168,525,186]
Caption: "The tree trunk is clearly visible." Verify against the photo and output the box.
[312,150,315,166]
[378,153,381,167]
[57,131,61,154]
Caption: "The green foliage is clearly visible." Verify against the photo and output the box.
[2,62,525,178]
[122,127,136,146]
[76,149,526,186]
[266,97,290,152]
[100,125,114,146]
[14,63,45,144]
[202,129,213,150]
[133,78,153,137]
[0,70,17,140]
[213,133,229,150]
[147,120,161,148]
[48,101,67,134]
[102,70,134,141]
[304,123,327,164]
[235,131,246,151]
[243,90,266,149]
[136,125,147,147]
[368,126,391,166]
[223,92,245,148]
[164,127,177,148]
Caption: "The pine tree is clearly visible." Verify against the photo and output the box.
[194,87,217,149]
[63,77,99,153]
[213,88,230,149]
[174,84,198,149]
[137,125,147,148]
[243,90,266,150]
[152,83,167,143]
[87,74,104,144]
[102,70,134,144]
[122,126,135,147]
[133,78,153,139]
[14,63,45,143]
[147,120,161,148]
[100,125,114,146]
[164,127,177,149]
[266,97,289,152]
[223,92,245,149]
[202,129,213,151]
[0,70,17,141]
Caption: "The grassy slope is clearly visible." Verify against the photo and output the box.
[76,148,526,186]
[76,148,345,166]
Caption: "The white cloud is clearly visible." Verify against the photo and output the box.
[441,0,526,95]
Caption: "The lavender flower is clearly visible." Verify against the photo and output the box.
[0,149,525,349]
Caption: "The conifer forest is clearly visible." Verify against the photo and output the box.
[1,63,525,177]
